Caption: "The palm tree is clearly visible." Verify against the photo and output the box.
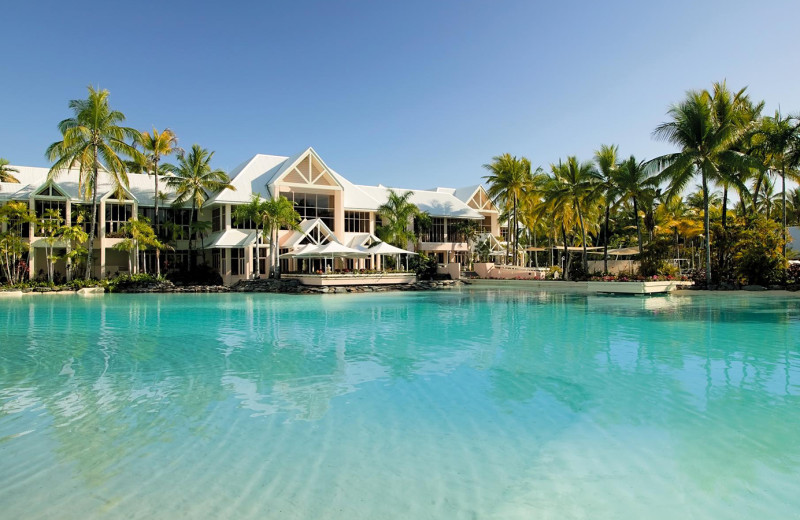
[0,158,19,185]
[262,196,301,278]
[234,194,270,278]
[652,87,756,285]
[165,145,233,271]
[112,217,166,274]
[483,154,532,265]
[612,156,658,256]
[45,86,141,279]
[137,127,180,276]
[533,171,577,278]
[376,189,420,248]
[754,111,799,258]
[594,144,618,272]
[551,157,600,273]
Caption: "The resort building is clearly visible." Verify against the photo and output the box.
[1,147,502,284]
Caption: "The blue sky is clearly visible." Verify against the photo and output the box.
[2,0,800,189]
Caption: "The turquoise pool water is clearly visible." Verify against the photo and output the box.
[1,288,799,519]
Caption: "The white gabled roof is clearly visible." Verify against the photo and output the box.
[206,154,289,205]
[355,184,484,219]
[329,170,383,210]
[3,151,488,221]
[206,229,258,248]
[282,218,339,248]
[1,164,182,206]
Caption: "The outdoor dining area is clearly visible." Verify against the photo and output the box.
[279,239,418,286]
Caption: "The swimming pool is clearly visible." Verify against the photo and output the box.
[1,288,798,519]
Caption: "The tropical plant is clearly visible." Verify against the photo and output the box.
[376,189,420,248]
[234,194,270,278]
[594,144,618,273]
[112,217,167,274]
[59,223,88,282]
[0,158,19,185]
[753,111,799,257]
[136,127,180,276]
[37,208,66,282]
[550,156,601,273]
[0,201,36,284]
[483,154,532,265]
[652,85,757,285]
[165,144,233,270]
[45,86,141,279]
[733,216,787,285]
[612,155,658,256]
[262,196,301,278]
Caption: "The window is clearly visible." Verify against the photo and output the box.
[36,185,66,197]
[230,248,245,276]
[232,210,256,230]
[138,207,169,239]
[429,218,445,242]
[157,208,195,240]
[105,203,133,237]
[212,207,224,232]
[283,192,334,229]
[345,211,370,233]
[212,249,224,271]
[71,205,98,237]
[448,219,465,242]
[35,199,66,222]
[481,216,492,233]
[257,246,268,275]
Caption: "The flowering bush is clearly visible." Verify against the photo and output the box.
[589,274,688,282]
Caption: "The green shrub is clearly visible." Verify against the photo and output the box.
[734,217,786,285]
[638,237,672,277]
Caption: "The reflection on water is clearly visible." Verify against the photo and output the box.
[0,290,799,519]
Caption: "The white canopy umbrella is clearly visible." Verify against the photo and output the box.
[365,241,417,256]
[364,241,417,271]
[279,244,319,258]
[297,242,368,258]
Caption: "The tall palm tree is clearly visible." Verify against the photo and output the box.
[612,156,658,256]
[0,158,19,185]
[165,145,233,271]
[534,169,577,278]
[46,86,141,279]
[137,127,180,276]
[263,196,301,278]
[234,194,270,278]
[652,87,756,285]
[377,189,420,248]
[551,157,600,273]
[594,144,618,272]
[755,111,799,258]
[483,154,532,265]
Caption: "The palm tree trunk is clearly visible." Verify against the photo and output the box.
[603,204,610,273]
[188,203,195,272]
[719,185,728,276]
[674,229,680,270]
[254,226,261,278]
[576,202,588,274]
[633,197,643,257]
[85,154,99,280]
[533,232,539,268]
[561,223,569,281]
[752,171,764,216]
[154,158,161,277]
[781,164,787,260]
[512,195,518,266]
[702,169,712,285]
[721,185,728,229]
